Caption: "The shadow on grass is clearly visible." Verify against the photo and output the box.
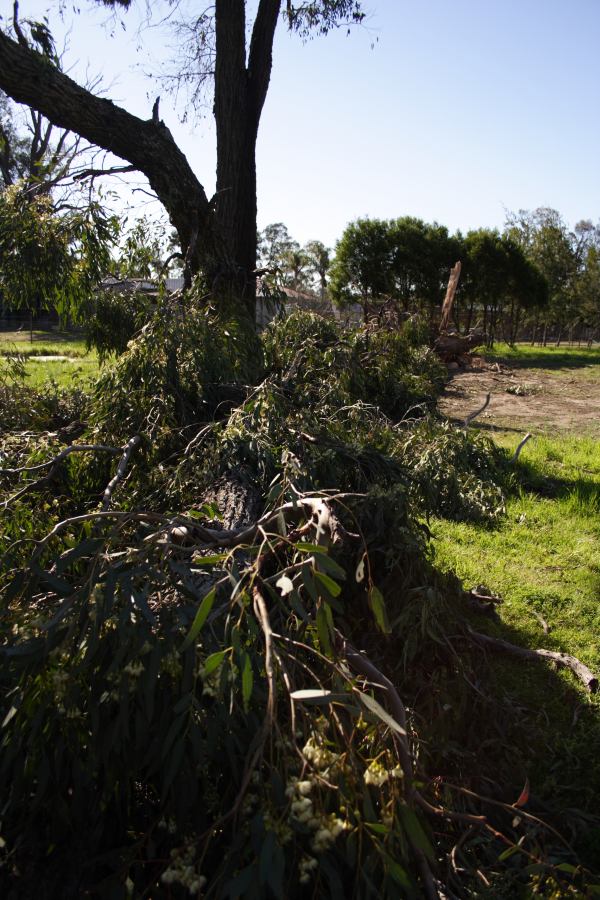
[458,604,600,869]
[510,458,600,505]
[442,415,528,436]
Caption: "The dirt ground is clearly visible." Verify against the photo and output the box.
[437,355,600,436]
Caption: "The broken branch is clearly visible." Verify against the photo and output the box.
[100,435,141,512]
[512,432,532,462]
[470,629,598,693]
[463,393,490,429]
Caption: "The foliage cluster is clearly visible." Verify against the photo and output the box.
[0,182,118,322]
[0,310,597,898]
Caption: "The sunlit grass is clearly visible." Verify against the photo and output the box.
[0,329,99,385]
[0,330,90,358]
[0,354,100,388]
[479,341,600,372]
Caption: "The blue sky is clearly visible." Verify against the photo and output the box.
[13,0,600,248]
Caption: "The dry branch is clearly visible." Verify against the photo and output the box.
[439,261,462,333]
[512,432,532,462]
[470,629,598,693]
[1,443,122,509]
[100,435,141,512]
[463,393,490,429]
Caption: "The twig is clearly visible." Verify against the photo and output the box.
[253,586,276,725]
[183,423,213,457]
[512,432,532,462]
[1,443,121,475]
[28,510,167,566]
[463,393,490,429]
[441,781,577,856]
[1,444,122,509]
[415,793,487,827]
[336,633,414,796]
[100,436,141,512]
[469,629,598,693]
[73,164,136,182]
[531,610,550,634]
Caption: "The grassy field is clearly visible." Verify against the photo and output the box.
[479,340,600,372]
[433,352,600,856]
[0,330,100,387]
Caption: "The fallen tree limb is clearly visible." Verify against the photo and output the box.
[166,494,362,550]
[463,393,490,429]
[511,432,532,462]
[469,629,598,693]
[1,443,123,509]
[100,435,141,512]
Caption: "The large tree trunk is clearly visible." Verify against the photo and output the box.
[213,0,280,317]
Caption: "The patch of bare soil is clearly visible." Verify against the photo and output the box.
[438,357,600,436]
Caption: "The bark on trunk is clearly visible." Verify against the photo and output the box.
[213,0,281,317]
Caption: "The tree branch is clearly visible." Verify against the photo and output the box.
[0,30,216,266]
[0,443,123,508]
[463,392,490,428]
[247,0,281,130]
[100,435,141,511]
[470,629,598,693]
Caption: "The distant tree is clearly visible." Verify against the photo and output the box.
[575,244,600,333]
[282,247,310,291]
[304,240,331,300]
[502,237,548,345]
[505,208,578,342]
[329,218,395,321]
[460,230,510,344]
[389,217,459,321]
[258,222,299,271]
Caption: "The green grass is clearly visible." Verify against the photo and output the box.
[0,330,90,358]
[0,329,100,386]
[480,341,600,372]
[15,356,100,388]
[430,432,600,844]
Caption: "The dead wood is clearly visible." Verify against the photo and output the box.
[434,331,484,363]
[469,629,598,693]
[511,432,532,462]
[439,261,462,333]
[101,435,141,512]
[463,393,490,428]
